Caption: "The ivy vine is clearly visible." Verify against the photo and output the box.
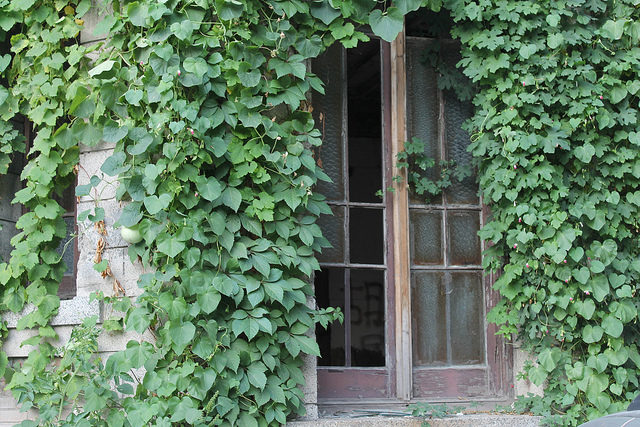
[452,0,640,424]
[2,0,640,426]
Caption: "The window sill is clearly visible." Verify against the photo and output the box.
[3,296,101,329]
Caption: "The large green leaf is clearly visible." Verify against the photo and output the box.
[309,0,341,25]
[369,8,404,42]
[602,315,623,338]
[169,322,196,354]
[583,325,604,343]
[143,194,172,215]
[196,178,222,201]
[157,235,186,258]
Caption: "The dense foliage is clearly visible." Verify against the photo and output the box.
[451,0,640,424]
[1,0,640,425]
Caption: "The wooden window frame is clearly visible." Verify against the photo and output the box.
[315,39,397,401]
[391,30,512,401]
[314,29,513,404]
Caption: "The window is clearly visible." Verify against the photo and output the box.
[0,119,78,299]
[312,19,511,402]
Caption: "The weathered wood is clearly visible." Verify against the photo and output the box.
[390,31,412,401]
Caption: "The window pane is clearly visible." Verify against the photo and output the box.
[312,44,345,202]
[315,267,346,366]
[0,173,21,223]
[450,272,484,364]
[0,220,17,263]
[59,183,76,213]
[349,207,384,265]
[406,38,441,206]
[316,205,345,264]
[350,269,385,366]
[57,216,76,276]
[348,137,382,203]
[410,209,443,266]
[411,271,447,366]
[442,50,477,205]
[347,40,382,203]
[447,211,481,265]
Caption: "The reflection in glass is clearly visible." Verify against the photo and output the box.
[315,267,346,366]
[312,44,345,202]
[350,269,385,366]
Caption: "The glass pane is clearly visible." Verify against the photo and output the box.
[442,48,477,205]
[350,269,385,366]
[349,207,384,265]
[0,220,17,263]
[56,216,76,276]
[411,271,447,366]
[347,40,382,203]
[315,267,346,366]
[316,205,345,264]
[410,209,443,266]
[312,44,345,202]
[447,211,481,266]
[59,183,76,213]
[450,272,484,364]
[0,173,21,222]
[406,38,441,206]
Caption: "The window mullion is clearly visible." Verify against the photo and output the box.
[390,29,412,401]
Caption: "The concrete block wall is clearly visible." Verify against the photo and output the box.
[513,344,544,398]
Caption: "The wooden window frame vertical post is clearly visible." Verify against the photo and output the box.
[390,30,412,401]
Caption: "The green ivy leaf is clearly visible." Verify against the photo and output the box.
[222,186,242,211]
[538,347,561,372]
[309,0,341,25]
[518,44,537,59]
[610,85,628,104]
[215,0,244,20]
[102,125,129,144]
[583,325,604,343]
[602,19,627,40]
[169,321,196,354]
[602,315,623,338]
[196,177,222,201]
[574,143,595,163]
[547,33,564,49]
[117,202,143,227]
[368,8,404,42]
[247,363,267,389]
[157,235,186,258]
[576,299,596,320]
[127,2,148,27]
[88,60,117,79]
[237,62,261,88]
